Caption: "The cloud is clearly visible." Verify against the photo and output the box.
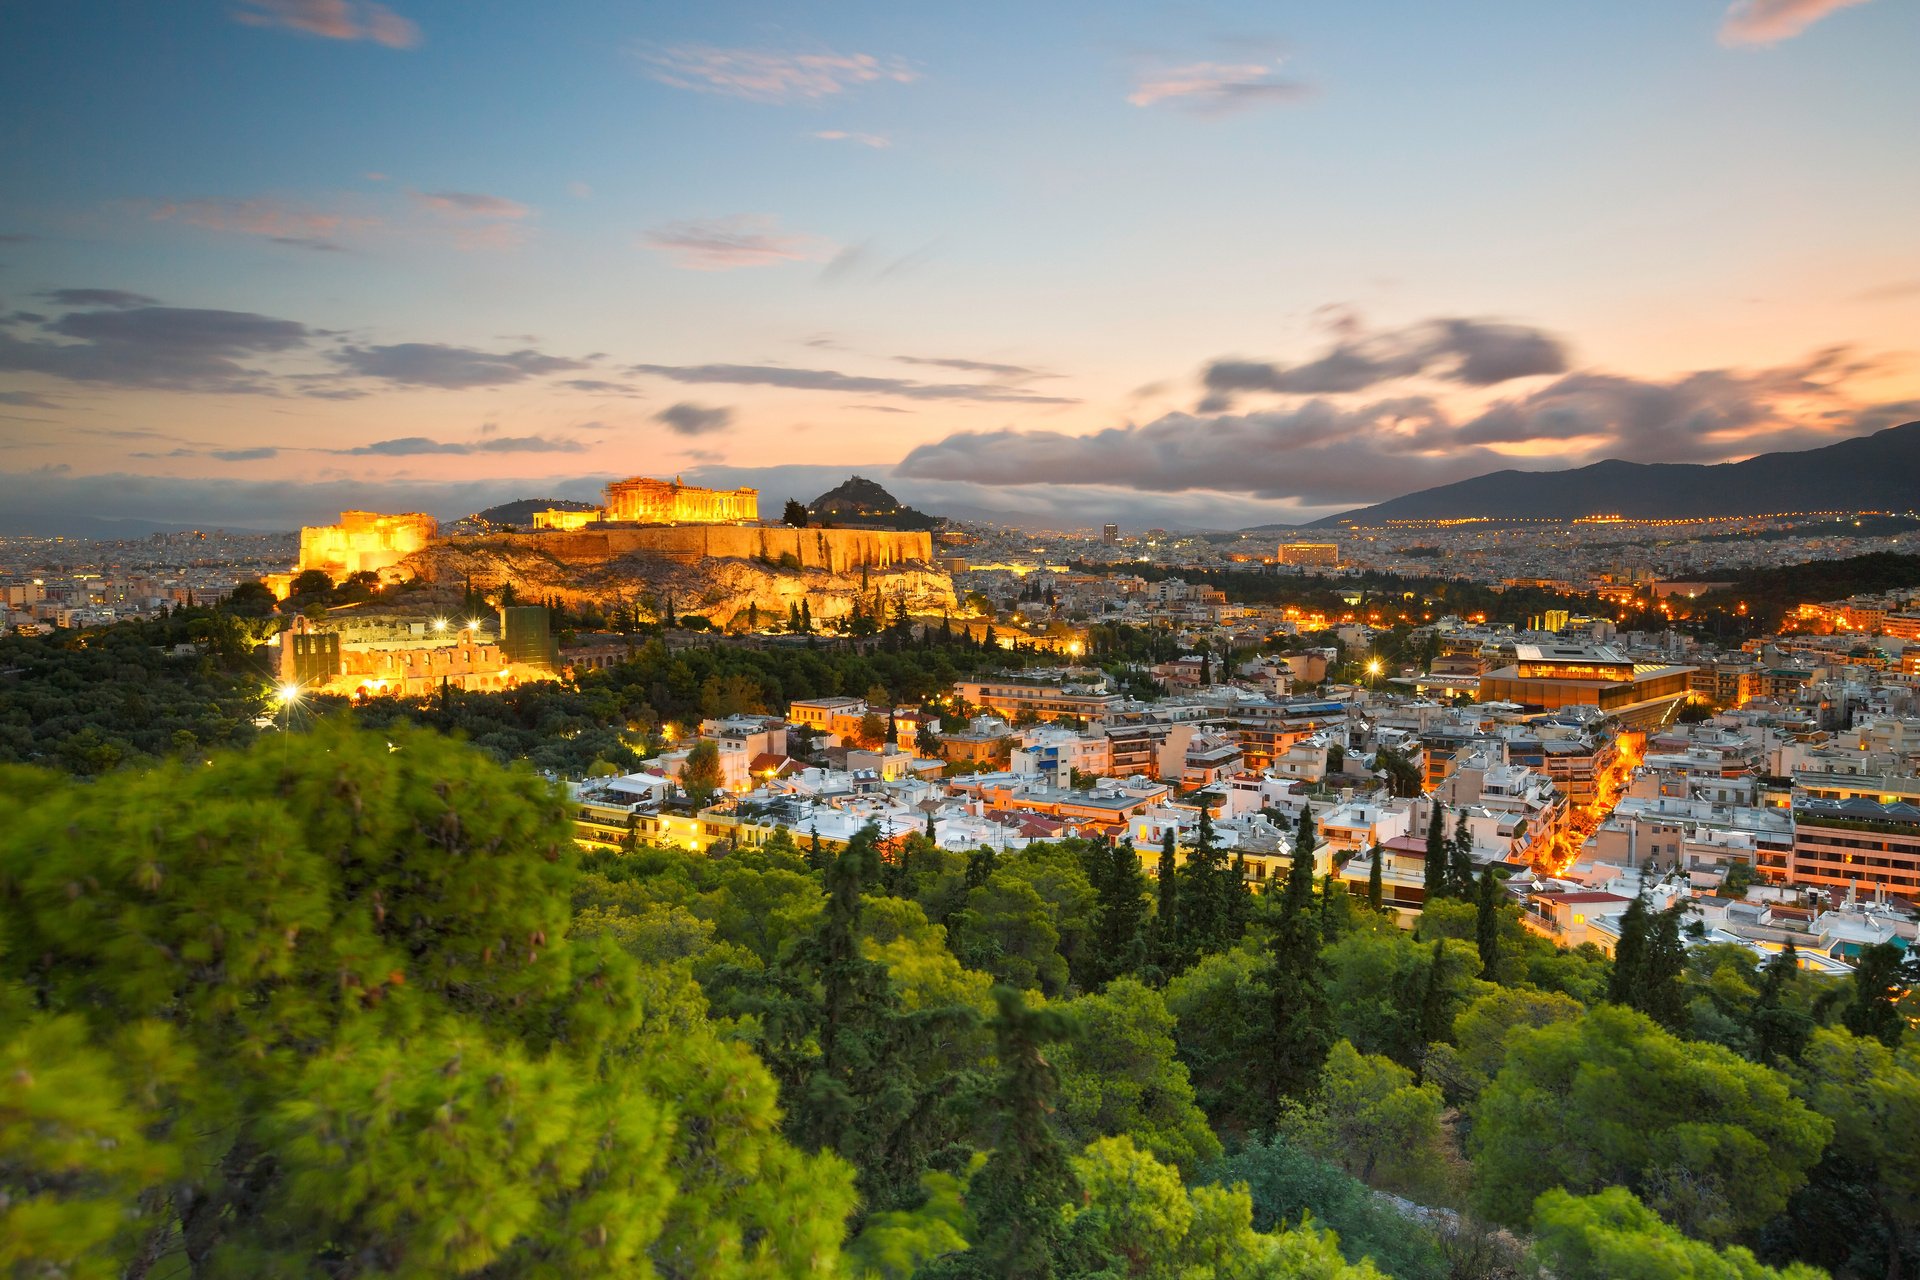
[1718,0,1871,46]
[628,361,1078,404]
[641,214,829,270]
[1201,316,1569,403]
[210,447,281,462]
[559,378,639,395]
[637,45,916,104]
[1128,60,1312,114]
[0,305,310,392]
[0,233,36,244]
[655,402,733,436]
[231,0,421,49]
[894,354,1052,381]
[330,343,588,388]
[0,470,612,536]
[567,181,593,199]
[812,130,891,148]
[897,346,1892,504]
[337,435,585,456]
[0,390,59,408]
[39,288,159,309]
[1855,278,1920,302]
[147,197,374,246]
[409,190,531,219]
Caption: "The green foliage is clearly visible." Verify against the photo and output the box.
[1061,1135,1390,1279]
[1789,1028,1920,1275]
[1085,836,1151,988]
[1053,979,1221,1175]
[1842,942,1909,1048]
[965,987,1081,1279]
[0,725,857,1277]
[0,608,272,771]
[1204,1138,1449,1280]
[1297,1041,1449,1196]
[1427,985,1583,1104]
[1165,947,1270,1135]
[1531,1187,1830,1280]
[678,737,724,809]
[1471,1004,1832,1242]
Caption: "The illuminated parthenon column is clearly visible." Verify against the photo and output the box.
[602,476,758,523]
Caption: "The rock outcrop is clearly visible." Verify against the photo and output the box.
[396,529,956,627]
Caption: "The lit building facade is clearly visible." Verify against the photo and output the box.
[603,476,758,524]
[1276,542,1341,567]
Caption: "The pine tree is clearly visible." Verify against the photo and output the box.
[1475,863,1501,976]
[1367,843,1385,911]
[1150,827,1180,975]
[1842,941,1907,1047]
[1089,835,1150,987]
[1178,806,1228,961]
[1641,901,1689,1031]
[967,987,1079,1279]
[1423,803,1448,904]
[1228,850,1252,937]
[1607,895,1651,1007]
[1449,809,1476,897]
[1748,941,1811,1065]
[1264,822,1331,1114]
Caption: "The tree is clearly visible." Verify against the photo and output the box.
[964,987,1080,1279]
[1428,986,1582,1104]
[1795,1027,1920,1280]
[1301,1041,1447,1194]
[1264,826,1332,1117]
[1150,828,1181,975]
[1608,894,1652,1007]
[679,738,724,809]
[1087,836,1150,987]
[1448,809,1476,898]
[1061,1136,1391,1280]
[1747,942,1815,1066]
[854,710,889,749]
[782,498,810,527]
[1845,942,1909,1048]
[0,728,858,1278]
[1531,1187,1829,1280]
[1177,806,1231,962]
[955,869,1069,995]
[1423,804,1448,904]
[1471,1004,1833,1241]
[1164,949,1269,1136]
[1052,978,1221,1175]
[1475,864,1500,974]
[1366,845,1384,912]
[285,567,334,599]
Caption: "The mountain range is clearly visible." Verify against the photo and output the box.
[1295,421,1920,527]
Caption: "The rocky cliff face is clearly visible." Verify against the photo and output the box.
[396,537,957,627]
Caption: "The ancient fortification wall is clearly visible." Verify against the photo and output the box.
[468,526,934,574]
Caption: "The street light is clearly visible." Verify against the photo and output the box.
[432,618,448,633]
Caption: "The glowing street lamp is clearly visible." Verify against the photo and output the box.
[432,618,448,633]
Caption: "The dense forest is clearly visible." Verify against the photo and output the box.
[4,725,1916,1278]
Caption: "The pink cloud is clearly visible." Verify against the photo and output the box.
[231,0,421,49]
[1127,60,1312,115]
[641,214,831,271]
[1718,0,1872,46]
[637,45,917,104]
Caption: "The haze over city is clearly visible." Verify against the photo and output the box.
[2,0,1917,530]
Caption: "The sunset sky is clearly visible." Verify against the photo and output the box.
[1,0,1916,531]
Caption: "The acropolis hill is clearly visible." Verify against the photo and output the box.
[280,475,956,627]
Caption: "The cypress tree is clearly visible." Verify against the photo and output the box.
[1178,805,1227,960]
[1423,803,1448,904]
[1264,824,1331,1114]
[1475,863,1500,976]
[1748,941,1810,1065]
[1151,827,1180,974]
[1449,809,1476,897]
[1641,901,1690,1031]
[1842,941,1907,1048]
[968,987,1079,1279]
[1367,843,1384,911]
[1607,894,1651,1007]
[1089,835,1150,987]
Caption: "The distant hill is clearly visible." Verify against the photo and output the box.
[473,498,598,527]
[1306,421,1920,527]
[807,475,941,530]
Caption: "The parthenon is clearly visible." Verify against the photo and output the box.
[602,475,758,524]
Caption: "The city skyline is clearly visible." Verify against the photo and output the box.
[2,0,1917,530]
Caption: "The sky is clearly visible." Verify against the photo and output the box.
[0,0,1916,532]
